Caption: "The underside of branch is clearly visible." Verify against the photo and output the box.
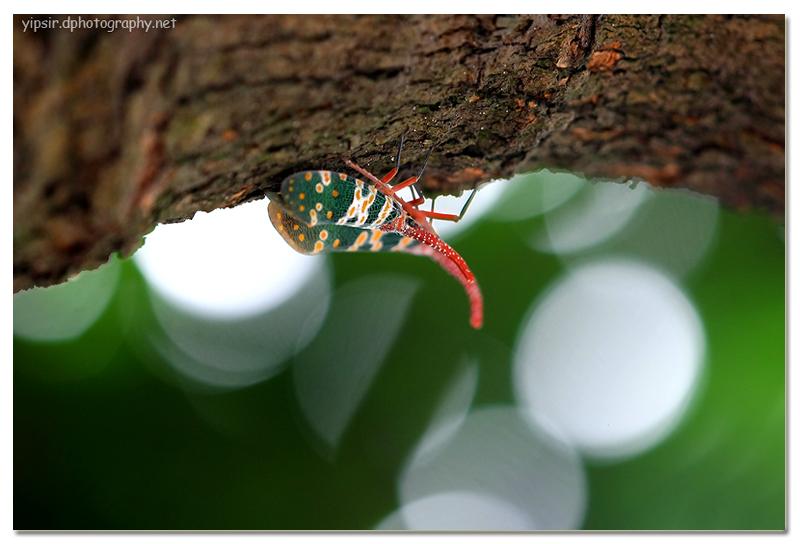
[13,14,785,291]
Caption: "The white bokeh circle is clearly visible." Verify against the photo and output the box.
[134,199,318,320]
[391,406,586,530]
[514,259,705,460]
[14,256,121,342]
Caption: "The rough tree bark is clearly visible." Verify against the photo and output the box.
[13,14,785,292]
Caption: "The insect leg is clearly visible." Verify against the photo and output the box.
[418,181,481,222]
[344,147,439,235]
[380,131,406,184]
[391,144,433,195]
[411,145,433,201]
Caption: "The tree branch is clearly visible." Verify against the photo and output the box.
[13,14,785,292]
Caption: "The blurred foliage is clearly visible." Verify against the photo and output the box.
[14,182,784,529]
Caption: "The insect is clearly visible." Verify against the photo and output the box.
[266,135,483,329]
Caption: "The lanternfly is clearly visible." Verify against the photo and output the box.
[266,136,483,329]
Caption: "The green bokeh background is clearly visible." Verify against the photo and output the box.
[14,176,785,530]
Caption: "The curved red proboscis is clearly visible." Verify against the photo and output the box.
[408,243,483,329]
[397,224,475,284]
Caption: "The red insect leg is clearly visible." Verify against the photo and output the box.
[391,176,420,192]
[381,168,399,184]
[379,132,407,184]
[419,185,480,223]
[420,210,464,222]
